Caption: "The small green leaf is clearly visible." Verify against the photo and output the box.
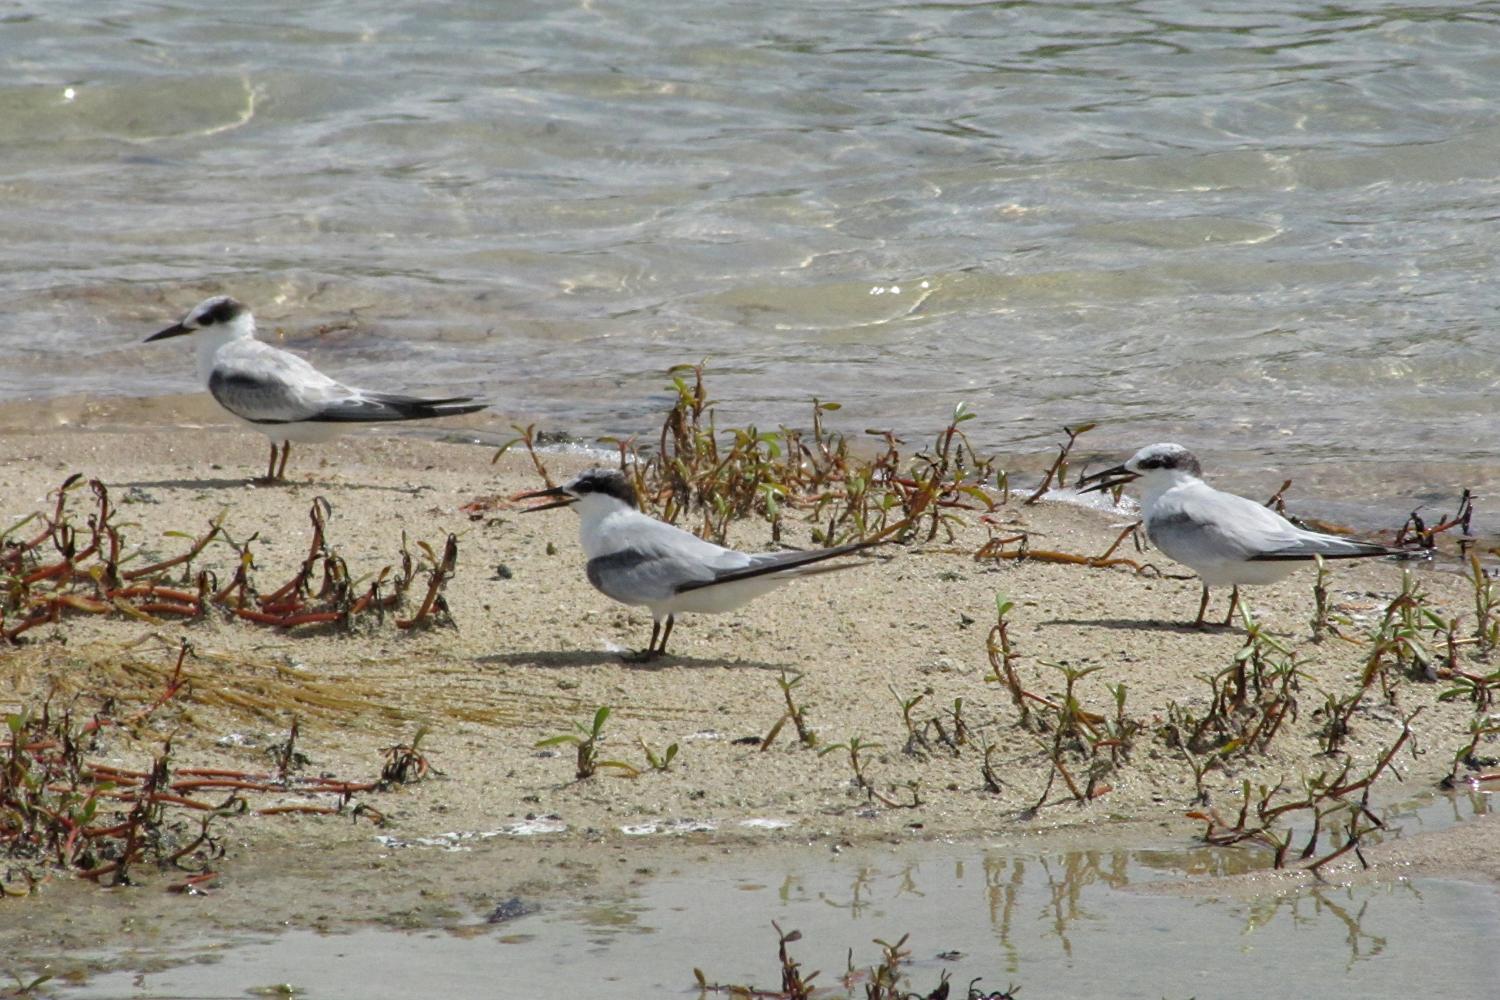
[595,760,640,778]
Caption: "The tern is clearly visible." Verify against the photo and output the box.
[146,295,486,482]
[1079,443,1400,626]
[518,468,876,659]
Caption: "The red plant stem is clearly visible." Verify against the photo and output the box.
[3,604,59,641]
[21,559,78,585]
[254,804,339,817]
[131,601,200,617]
[121,525,224,581]
[303,781,379,794]
[110,585,201,603]
[231,608,344,627]
[56,594,111,613]
[166,871,220,892]
[78,860,121,881]
[86,765,152,780]
[170,778,287,793]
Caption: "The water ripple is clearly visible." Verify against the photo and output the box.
[3,0,1499,523]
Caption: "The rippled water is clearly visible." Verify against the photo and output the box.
[3,1,1499,520]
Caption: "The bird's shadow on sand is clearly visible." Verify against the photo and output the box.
[478,650,787,672]
[120,478,432,495]
[1044,617,1236,635]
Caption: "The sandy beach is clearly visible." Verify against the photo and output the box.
[2,400,1496,973]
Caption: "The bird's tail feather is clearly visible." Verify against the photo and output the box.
[675,538,882,593]
[313,398,488,423]
[364,392,479,408]
[1250,538,1399,562]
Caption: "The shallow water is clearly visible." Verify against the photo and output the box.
[45,792,1500,999]
[2,2,1499,524]
[59,869,1500,999]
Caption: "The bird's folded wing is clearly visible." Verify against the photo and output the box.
[208,342,344,423]
[675,540,871,592]
[208,368,321,424]
[587,544,719,604]
[1249,533,1393,561]
[1155,489,1392,563]
[210,342,483,424]
[363,390,478,408]
[288,393,468,423]
[1149,490,1299,565]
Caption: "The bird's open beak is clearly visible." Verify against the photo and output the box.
[145,322,193,343]
[513,485,576,512]
[1077,464,1138,494]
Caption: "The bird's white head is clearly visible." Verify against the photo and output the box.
[145,295,256,346]
[516,467,640,520]
[1079,442,1204,500]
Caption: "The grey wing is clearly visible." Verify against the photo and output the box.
[208,342,348,423]
[585,549,688,604]
[1251,531,1394,561]
[1170,486,1390,562]
[210,341,483,424]
[586,519,749,604]
[208,368,321,424]
[1148,489,1300,564]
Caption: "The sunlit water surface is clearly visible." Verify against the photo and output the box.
[57,793,1500,999]
[2,2,1499,524]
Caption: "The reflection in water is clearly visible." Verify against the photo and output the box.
[537,789,1490,995]
[42,800,1500,998]
[1241,885,1396,970]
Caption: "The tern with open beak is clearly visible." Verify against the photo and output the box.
[518,467,878,660]
[1078,443,1402,626]
[146,295,487,482]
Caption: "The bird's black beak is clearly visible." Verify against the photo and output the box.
[145,322,193,343]
[513,485,576,512]
[1077,464,1138,494]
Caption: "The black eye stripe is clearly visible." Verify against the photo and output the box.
[194,298,242,327]
[569,470,638,507]
[1131,448,1201,477]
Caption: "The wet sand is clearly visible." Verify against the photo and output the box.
[2,409,1496,976]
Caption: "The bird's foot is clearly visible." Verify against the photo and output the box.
[621,648,664,665]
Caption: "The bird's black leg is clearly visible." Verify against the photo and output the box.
[626,619,664,663]
[657,615,675,657]
[275,441,291,481]
[1222,586,1241,627]
[1194,585,1211,628]
[263,442,278,483]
